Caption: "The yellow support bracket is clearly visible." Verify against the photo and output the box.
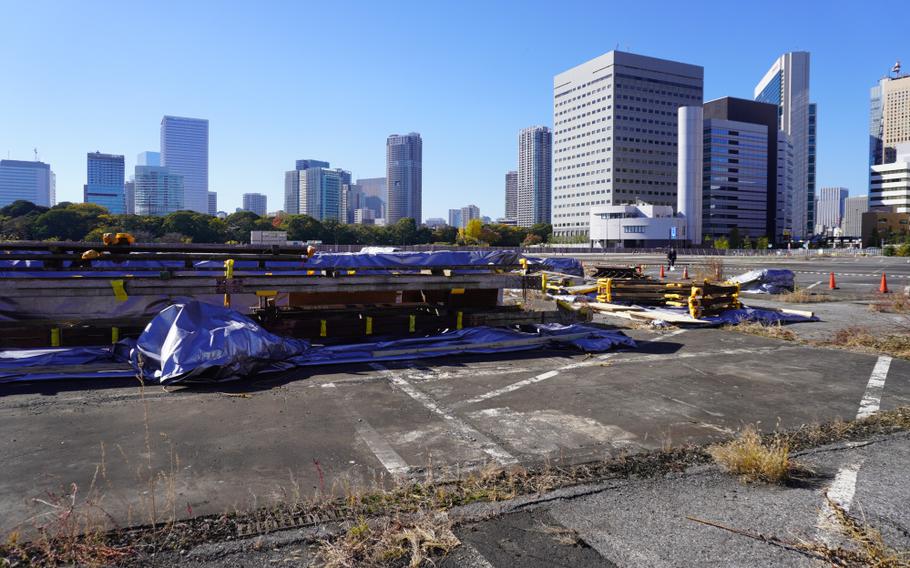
[110,280,128,302]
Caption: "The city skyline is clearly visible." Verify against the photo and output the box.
[1,1,908,219]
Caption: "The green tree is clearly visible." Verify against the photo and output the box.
[391,218,418,245]
[757,236,769,250]
[729,227,741,249]
[528,223,553,243]
[714,237,730,250]
[0,200,48,218]
[286,215,324,242]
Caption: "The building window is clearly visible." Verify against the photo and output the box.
[623,225,646,234]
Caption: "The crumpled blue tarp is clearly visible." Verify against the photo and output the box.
[0,346,134,384]
[128,301,634,385]
[129,302,310,384]
[524,257,585,277]
[700,307,818,325]
[728,269,795,294]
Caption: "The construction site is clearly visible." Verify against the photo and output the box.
[2,240,910,567]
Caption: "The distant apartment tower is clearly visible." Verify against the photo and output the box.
[207,191,217,216]
[552,51,704,237]
[341,183,364,223]
[448,208,462,228]
[386,133,422,224]
[815,187,848,234]
[356,177,386,219]
[83,152,126,214]
[754,52,816,238]
[460,204,480,228]
[504,170,518,221]
[242,193,267,216]
[0,159,54,208]
[284,159,350,220]
[160,116,209,214]
[517,126,552,228]
[842,195,868,237]
[870,68,910,167]
[134,165,183,216]
[700,97,781,241]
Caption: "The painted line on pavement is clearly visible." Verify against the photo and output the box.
[455,329,687,408]
[355,421,411,477]
[857,356,892,419]
[370,362,518,466]
[806,280,822,289]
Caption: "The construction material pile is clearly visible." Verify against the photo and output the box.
[596,278,741,318]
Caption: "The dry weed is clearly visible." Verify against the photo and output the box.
[724,321,797,341]
[708,426,795,483]
[318,512,459,568]
[823,327,910,360]
[778,288,832,303]
[692,259,725,282]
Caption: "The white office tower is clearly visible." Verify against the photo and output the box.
[552,51,704,238]
[160,116,209,214]
[676,106,703,245]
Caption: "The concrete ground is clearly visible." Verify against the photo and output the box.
[1,253,908,566]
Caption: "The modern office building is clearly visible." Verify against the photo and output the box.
[871,147,910,213]
[460,204,480,228]
[160,115,209,214]
[448,209,462,228]
[284,159,350,221]
[386,133,422,224]
[677,106,703,245]
[504,170,518,221]
[341,183,364,223]
[552,50,704,238]
[124,181,135,215]
[589,204,685,248]
[517,126,552,228]
[354,208,376,224]
[355,178,386,219]
[870,68,910,167]
[842,195,868,237]
[699,97,781,241]
[242,193,267,216]
[425,217,446,228]
[776,132,796,241]
[207,191,217,216]
[754,51,816,238]
[0,159,54,208]
[134,165,184,216]
[815,187,848,235]
[83,152,126,214]
[137,151,160,167]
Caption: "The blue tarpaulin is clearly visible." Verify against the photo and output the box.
[700,307,818,326]
[728,269,795,294]
[0,301,635,385]
[524,257,585,277]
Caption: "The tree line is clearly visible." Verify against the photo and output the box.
[0,200,553,246]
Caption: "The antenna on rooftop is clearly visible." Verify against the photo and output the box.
[34,148,38,161]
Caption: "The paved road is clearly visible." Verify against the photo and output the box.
[2,325,908,538]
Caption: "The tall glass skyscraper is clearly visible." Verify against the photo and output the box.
[84,152,126,213]
[242,193,267,216]
[754,52,816,239]
[504,170,518,221]
[160,116,208,214]
[517,126,552,228]
[0,159,54,208]
[284,159,350,220]
[386,133,422,224]
[134,165,184,216]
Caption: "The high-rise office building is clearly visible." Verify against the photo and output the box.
[83,152,126,214]
[815,187,848,235]
[207,191,217,216]
[871,147,910,213]
[160,116,208,213]
[460,204,480,228]
[356,177,386,219]
[552,51,704,237]
[448,208,462,228]
[0,159,54,208]
[134,165,184,216]
[137,151,160,167]
[701,97,781,241]
[242,193,267,216]
[842,195,868,237]
[124,181,135,215]
[776,132,795,241]
[517,126,552,228]
[870,69,910,167]
[754,52,816,238]
[386,133,422,224]
[284,159,350,220]
[504,170,518,221]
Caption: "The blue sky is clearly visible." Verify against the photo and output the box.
[0,0,904,219]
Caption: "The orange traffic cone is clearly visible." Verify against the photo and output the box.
[879,272,889,293]
[659,265,666,279]
[682,265,689,279]
[829,272,837,290]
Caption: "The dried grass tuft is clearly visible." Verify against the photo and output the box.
[708,426,795,483]
[778,288,832,303]
[724,321,798,341]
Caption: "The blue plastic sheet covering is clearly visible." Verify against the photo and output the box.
[728,269,795,294]
[129,301,635,385]
[0,346,134,384]
[524,257,584,277]
[700,307,818,326]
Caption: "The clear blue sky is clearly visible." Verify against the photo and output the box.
[0,0,904,219]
